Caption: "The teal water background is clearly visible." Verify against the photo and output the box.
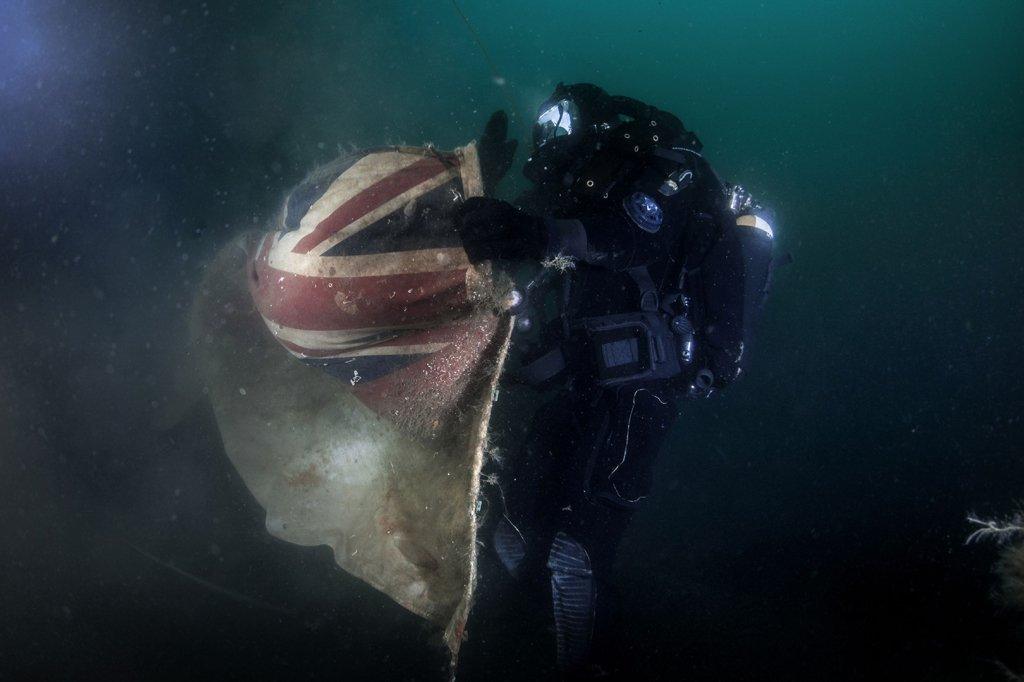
[1,1,1021,679]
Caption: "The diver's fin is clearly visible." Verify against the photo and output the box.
[547,532,596,671]
[492,516,527,578]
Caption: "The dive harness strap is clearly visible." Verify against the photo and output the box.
[514,346,568,385]
[627,266,659,312]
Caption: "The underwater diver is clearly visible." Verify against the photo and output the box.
[463,83,777,676]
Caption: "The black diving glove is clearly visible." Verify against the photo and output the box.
[456,196,545,263]
[477,110,518,196]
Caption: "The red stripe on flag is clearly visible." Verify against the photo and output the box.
[351,315,499,425]
[292,156,451,255]
[251,257,470,331]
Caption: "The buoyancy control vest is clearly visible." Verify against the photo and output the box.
[514,112,723,392]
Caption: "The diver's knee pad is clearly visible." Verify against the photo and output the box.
[547,531,596,671]
[492,517,527,578]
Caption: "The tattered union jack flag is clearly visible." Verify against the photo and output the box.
[248,144,505,434]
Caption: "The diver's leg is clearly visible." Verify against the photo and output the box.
[547,385,679,675]
[542,389,620,676]
[491,390,580,581]
[546,502,632,677]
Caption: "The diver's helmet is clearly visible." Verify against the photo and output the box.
[523,83,689,187]
[524,83,618,186]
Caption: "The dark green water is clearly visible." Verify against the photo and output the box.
[1,1,1021,679]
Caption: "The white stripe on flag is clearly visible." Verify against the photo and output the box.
[270,157,457,260]
[267,246,470,278]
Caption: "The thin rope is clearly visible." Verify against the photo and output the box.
[450,0,503,85]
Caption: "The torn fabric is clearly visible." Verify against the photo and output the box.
[191,144,511,661]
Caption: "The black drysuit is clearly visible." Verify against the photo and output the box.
[480,149,775,672]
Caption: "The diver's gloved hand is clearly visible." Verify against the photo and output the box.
[456,196,545,263]
[477,110,518,196]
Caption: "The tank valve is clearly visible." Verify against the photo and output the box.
[727,184,756,214]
